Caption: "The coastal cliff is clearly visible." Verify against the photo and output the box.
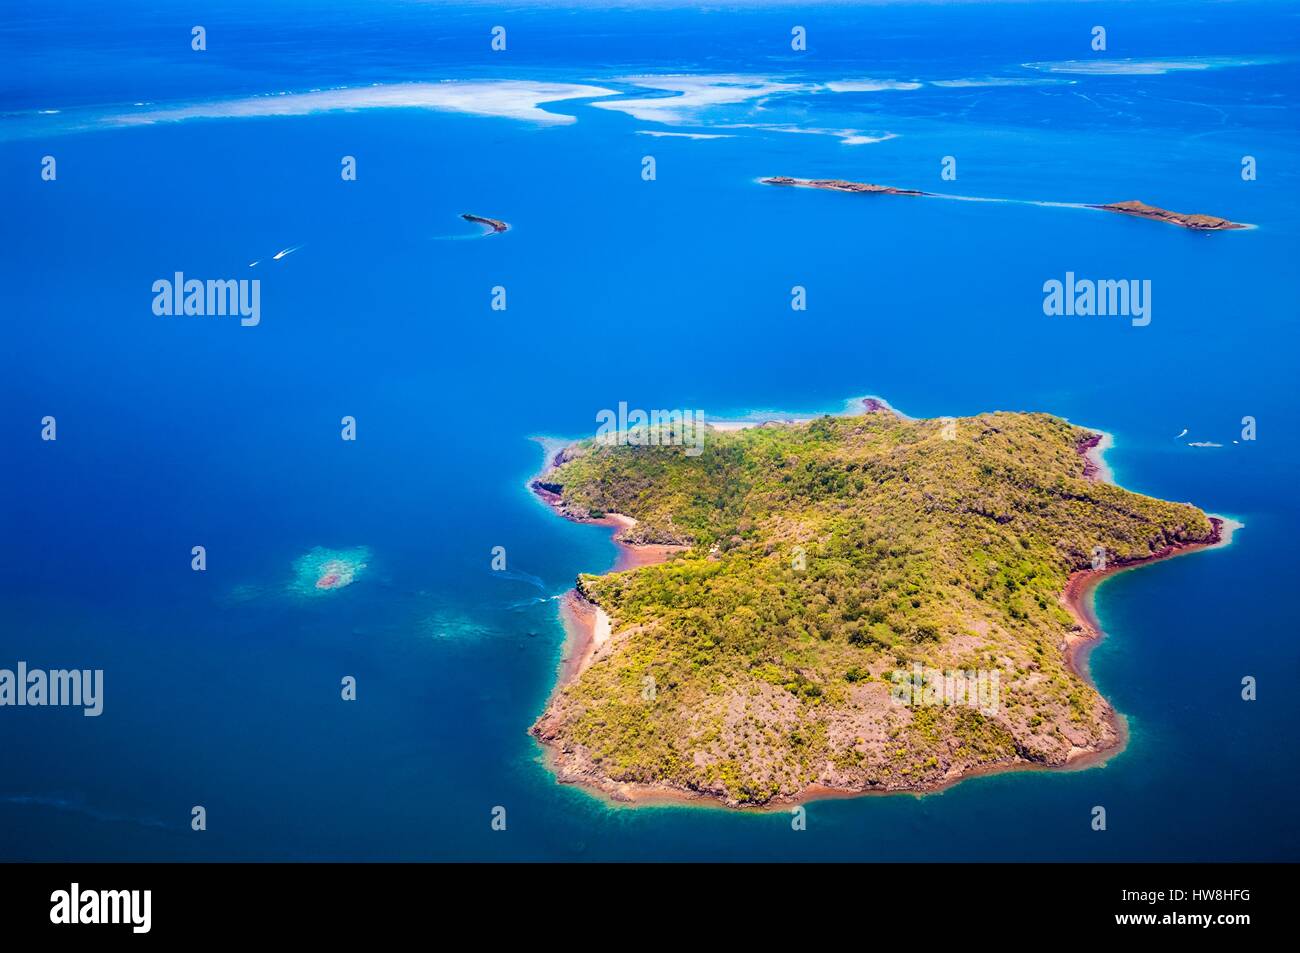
[531,405,1224,807]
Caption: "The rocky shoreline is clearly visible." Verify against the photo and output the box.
[1075,430,1114,483]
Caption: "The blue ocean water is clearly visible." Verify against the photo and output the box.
[1,1,1297,860]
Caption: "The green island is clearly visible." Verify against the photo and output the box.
[531,405,1221,807]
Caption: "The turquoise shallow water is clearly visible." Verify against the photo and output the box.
[1,1,1298,860]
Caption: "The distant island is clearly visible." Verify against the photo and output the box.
[762,176,1248,230]
[461,213,509,234]
[761,176,929,196]
[532,402,1228,807]
[1087,200,1247,231]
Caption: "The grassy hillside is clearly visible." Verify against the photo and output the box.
[533,410,1214,805]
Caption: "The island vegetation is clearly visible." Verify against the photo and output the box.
[532,406,1221,806]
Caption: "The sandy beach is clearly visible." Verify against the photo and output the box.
[555,591,610,688]
[551,514,686,689]
[528,455,688,690]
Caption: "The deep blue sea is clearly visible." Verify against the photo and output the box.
[2,1,1298,860]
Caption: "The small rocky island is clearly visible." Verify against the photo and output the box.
[461,212,509,234]
[532,405,1224,807]
[761,176,929,196]
[1089,200,1247,231]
